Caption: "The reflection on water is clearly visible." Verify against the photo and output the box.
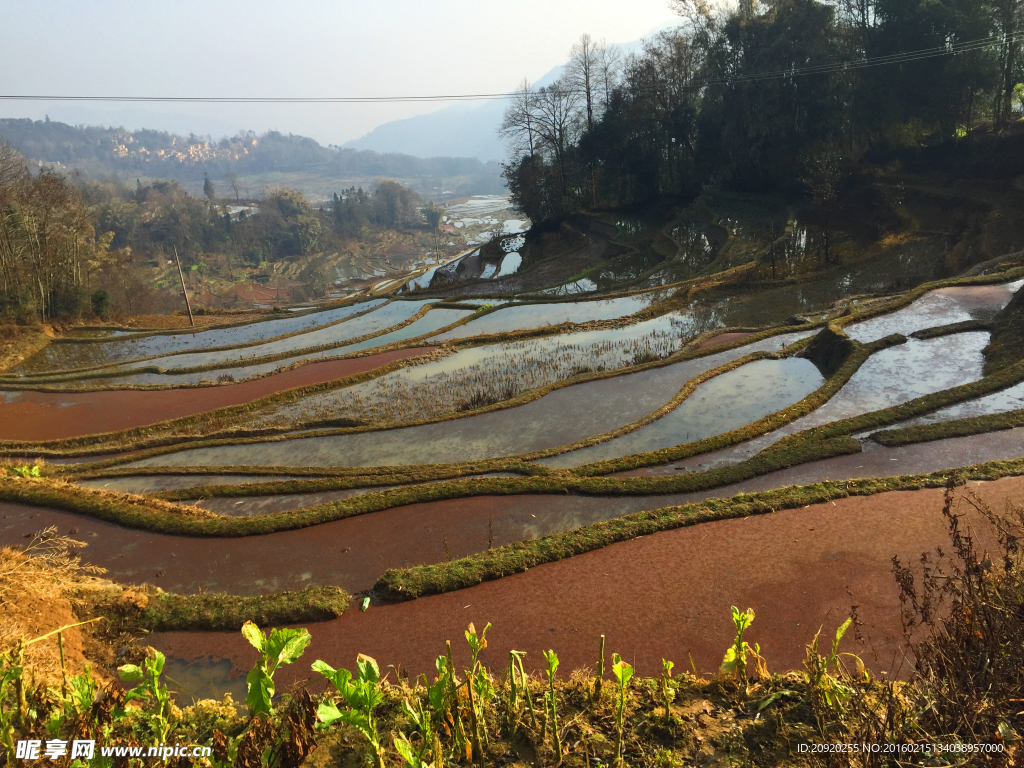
[264,311,705,425]
[139,301,433,371]
[654,332,990,474]
[90,304,456,385]
[429,293,663,341]
[542,358,824,468]
[77,475,304,493]
[846,280,1022,342]
[15,299,387,375]
[878,379,1024,432]
[162,655,247,705]
[125,332,811,469]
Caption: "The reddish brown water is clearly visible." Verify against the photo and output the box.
[3,427,1021,596]
[149,476,1024,688]
[0,347,433,441]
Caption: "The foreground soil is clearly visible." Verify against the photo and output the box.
[148,475,1023,693]
[0,347,434,441]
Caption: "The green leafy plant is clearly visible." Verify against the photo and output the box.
[805,618,860,731]
[719,606,756,683]
[6,465,40,479]
[542,649,562,762]
[394,695,436,768]
[313,654,386,768]
[506,650,536,733]
[660,659,675,724]
[464,622,493,762]
[119,650,173,746]
[611,652,633,763]
[241,621,311,717]
[0,649,24,763]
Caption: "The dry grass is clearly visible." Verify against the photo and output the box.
[0,528,106,685]
[0,323,50,373]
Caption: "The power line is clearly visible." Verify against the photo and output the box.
[1,31,1018,104]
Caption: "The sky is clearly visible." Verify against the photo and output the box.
[0,0,680,145]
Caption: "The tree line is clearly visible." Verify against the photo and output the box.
[0,139,426,321]
[501,0,1024,225]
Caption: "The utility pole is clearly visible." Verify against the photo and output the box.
[172,245,195,328]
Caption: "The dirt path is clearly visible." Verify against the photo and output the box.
[149,476,1022,691]
[0,347,433,441]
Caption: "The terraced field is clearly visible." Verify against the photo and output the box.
[2,250,1023,699]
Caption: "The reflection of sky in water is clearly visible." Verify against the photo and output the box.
[138,300,432,370]
[126,332,811,468]
[77,474,302,493]
[542,358,824,468]
[91,307,465,385]
[675,332,991,471]
[16,299,386,374]
[847,281,1022,342]
[430,293,664,340]
[268,311,705,420]
[877,380,1024,431]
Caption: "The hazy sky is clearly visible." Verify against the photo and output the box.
[0,1,680,144]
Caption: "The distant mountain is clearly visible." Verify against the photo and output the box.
[344,26,670,161]
[0,118,504,198]
[344,65,565,162]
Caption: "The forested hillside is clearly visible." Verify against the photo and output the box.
[502,0,1024,224]
[0,139,433,321]
[0,119,504,198]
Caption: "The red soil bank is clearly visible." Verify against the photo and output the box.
[150,475,1024,684]
[0,347,433,441]
[696,331,755,351]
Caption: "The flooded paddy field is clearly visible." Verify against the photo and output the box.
[625,332,991,476]
[76,475,307,493]
[129,299,434,372]
[260,311,713,426]
[429,292,663,340]
[846,280,1023,342]
[542,358,824,468]
[6,425,1020,603]
[12,299,387,375]
[882,380,1024,430]
[123,333,810,468]
[0,347,432,441]
[147,475,1024,693]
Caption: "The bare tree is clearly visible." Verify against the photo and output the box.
[532,78,583,200]
[568,33,600,131]
[225,171,241,202]
[500,79,539,157]
[595,42,623,109]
